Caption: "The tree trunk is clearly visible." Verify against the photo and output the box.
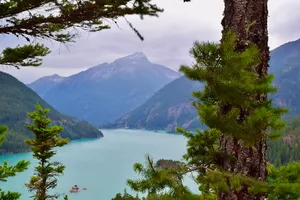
[218,0,269,200]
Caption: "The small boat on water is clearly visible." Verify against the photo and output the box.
[69,185,79,193]
[69,185,88,193]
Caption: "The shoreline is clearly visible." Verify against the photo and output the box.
[100,128,195,135]
[0,135,103,156]
[0,128,192,156]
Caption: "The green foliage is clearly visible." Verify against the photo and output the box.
[0,189,21,200]
[112,192,200,200]
[173,31,288,196]
[180,31,287,145]
[112,189,140,200]
[0,125,30,200]
[127,155,189,197]
[0,44,51,68]
[126,155,196,199]
[0,0,163,68]
[112,156,201,200]
[267,162,300,199]
[25,103,69,200]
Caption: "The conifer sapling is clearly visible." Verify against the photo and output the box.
[25,103,69,200]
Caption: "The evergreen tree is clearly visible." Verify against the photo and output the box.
[0,0,163,69]
[127,155,191,199]
[215,0,271,199]
[113,155,200,200]
[0,125,29,200]
[112,189,140,200]
[178,30,287,197]
[25,103,69,200]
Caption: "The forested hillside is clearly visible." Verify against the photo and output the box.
[0,72,103,154]
[268,118,300,167]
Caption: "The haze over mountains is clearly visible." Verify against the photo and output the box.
[103,76,204,131]
[28,52,180,125]
[271,39,300,115]
[27,38,300,132]
[27,74,65,98]
[103,38,300,131]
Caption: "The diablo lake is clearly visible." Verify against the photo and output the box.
[0,129,198,200]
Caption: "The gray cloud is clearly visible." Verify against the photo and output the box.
[40,0,223,70]
[269,0,300,48]
[0,0,299,83]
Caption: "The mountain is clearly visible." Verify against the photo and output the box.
[0,72,103,154]
[29,52,180,125]
[269,38,300,74]
[269,39,300,116]
[102,76,204,131]
[103,39,300,131]
[271,64,300,116]
[28,74,65,98]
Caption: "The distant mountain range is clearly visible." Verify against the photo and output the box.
[27,74,65,98]
[0,72,103,154]
[103,38,300,131]
[28,52,180,125]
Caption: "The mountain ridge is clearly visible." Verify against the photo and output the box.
[28,74,65,98]
[29,52,181,125]
[103,39,300,131]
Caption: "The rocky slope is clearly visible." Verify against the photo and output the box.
[102,76,204,131]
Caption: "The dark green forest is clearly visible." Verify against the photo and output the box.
[267,118,300,167]
[0,72,103,154]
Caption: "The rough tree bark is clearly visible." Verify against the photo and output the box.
[218,0,269,200]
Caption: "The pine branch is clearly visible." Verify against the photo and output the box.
[0,0,164,68]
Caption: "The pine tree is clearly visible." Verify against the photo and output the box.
[121,155,200,200]
[215,0,272,199]
[0,125,29,200]
[177,30,287,198]
[0,0,163,69]
[266,163,300,200]
[25,103,69,200]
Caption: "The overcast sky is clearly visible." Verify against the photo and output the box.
[1,0,300,84]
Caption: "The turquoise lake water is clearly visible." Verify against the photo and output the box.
[0,129,198,200]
